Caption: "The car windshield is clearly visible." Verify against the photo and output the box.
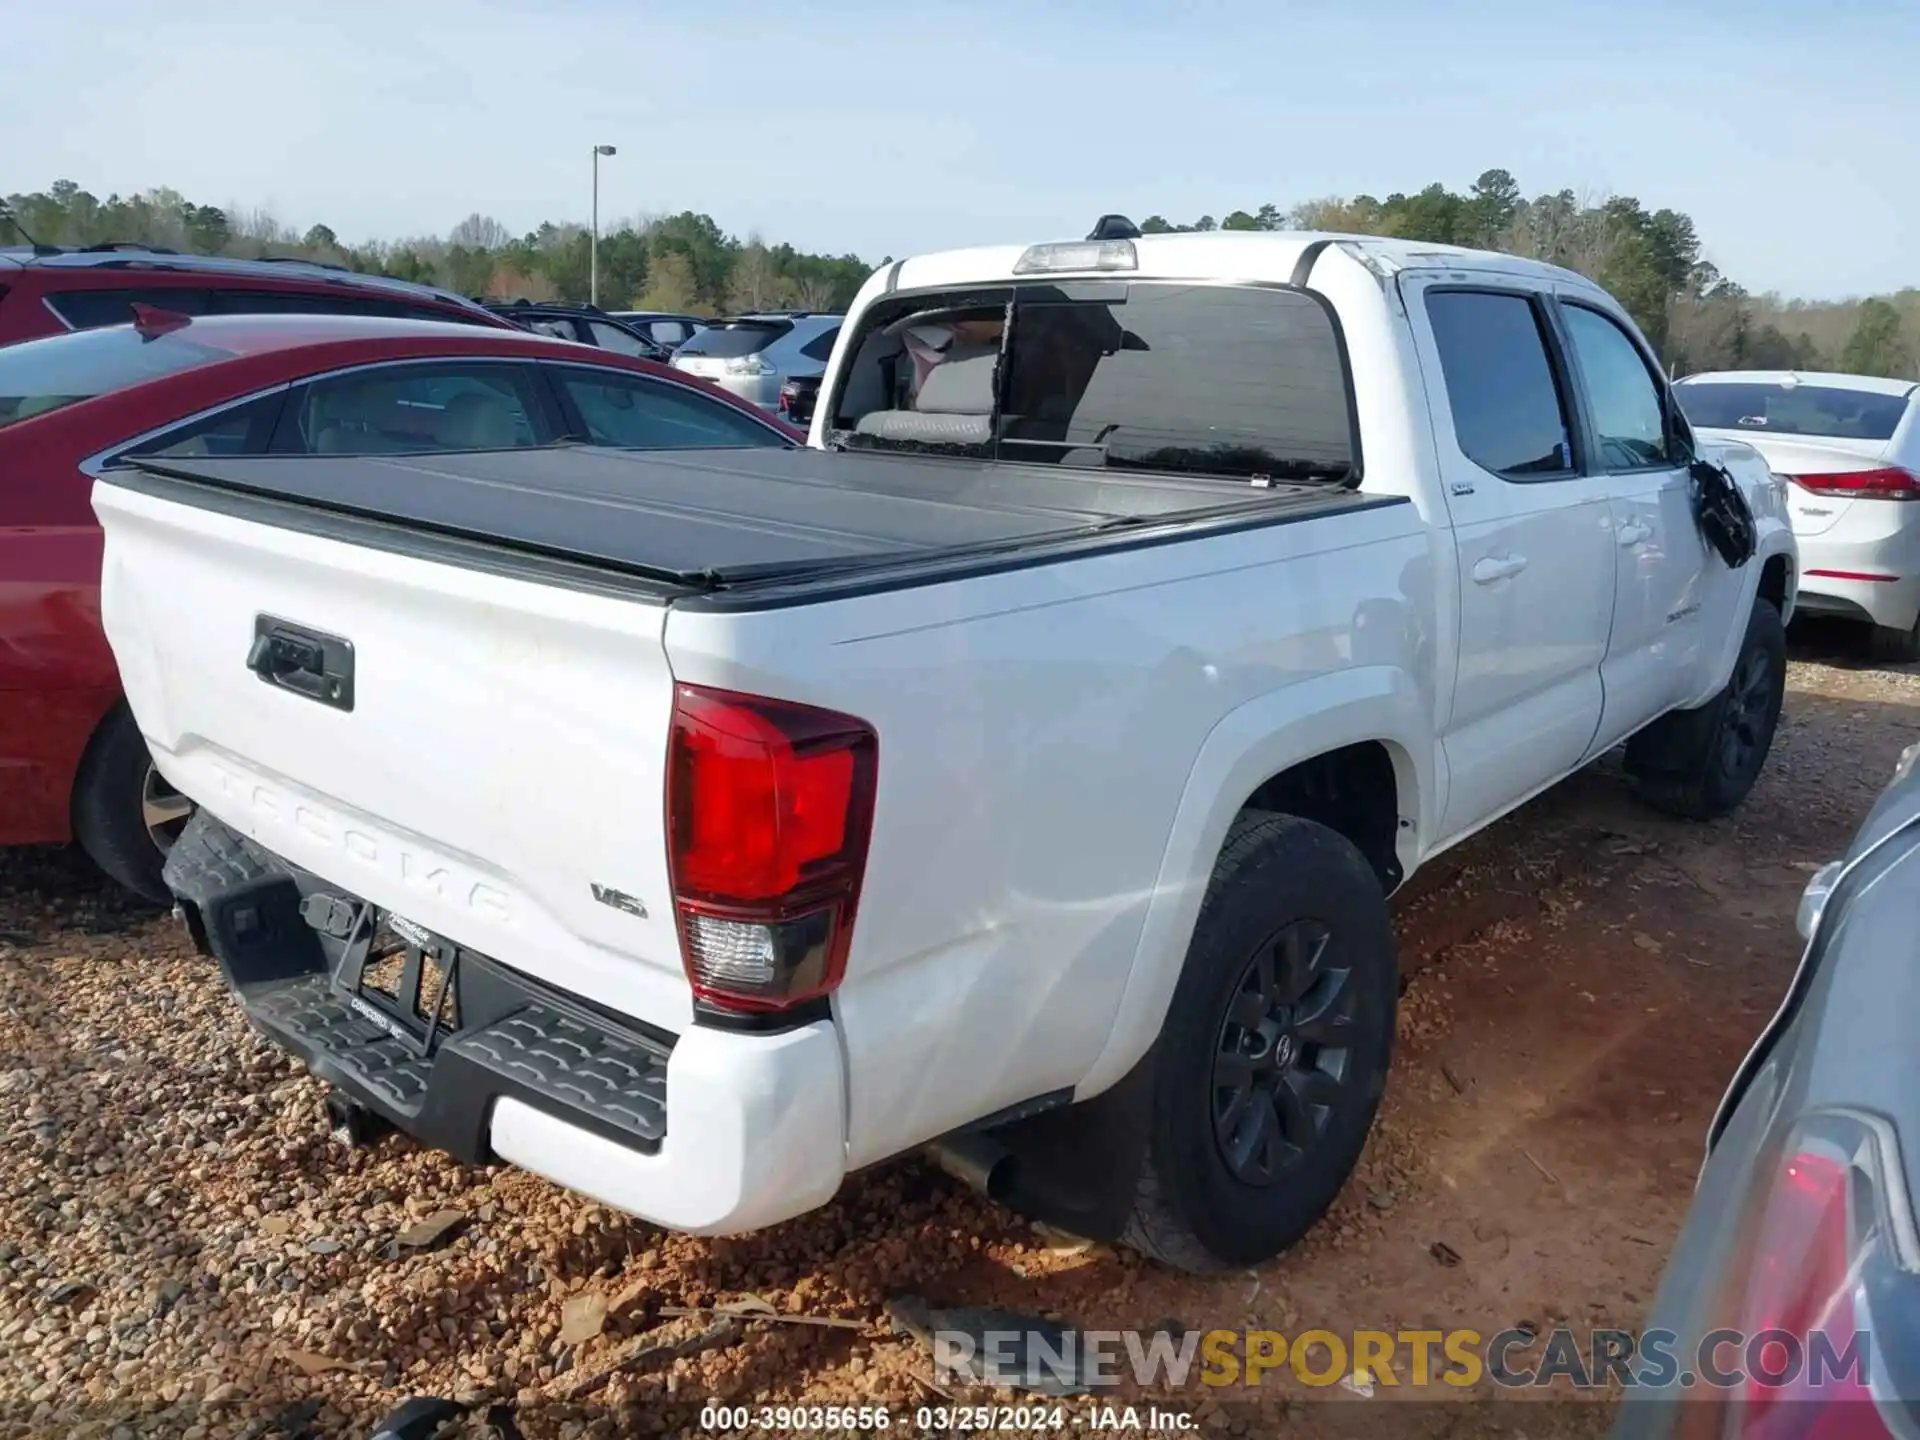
[1675,381,1912,442]
[676,320,791,358]
[0,323,232,430]
[830,282,1356,483]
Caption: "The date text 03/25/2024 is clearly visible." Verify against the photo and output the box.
[697,1404,1195,1431]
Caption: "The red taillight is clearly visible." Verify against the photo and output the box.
[1788,467,1920,500]
[666,684,877,1013]
[1692,1116,1904,1439]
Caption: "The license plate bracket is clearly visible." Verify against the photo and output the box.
[326,904,461,1059]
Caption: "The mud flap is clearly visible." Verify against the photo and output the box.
[1624,686,1728,779]
[989,1048,1158,1243]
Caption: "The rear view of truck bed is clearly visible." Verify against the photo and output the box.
[89,438,1391,1239]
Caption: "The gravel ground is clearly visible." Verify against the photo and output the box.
[4,626,1916,1440]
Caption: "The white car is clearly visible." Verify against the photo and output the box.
[1675,370,1920,659]
[670,312,842,410]
[92,224,1795,1271]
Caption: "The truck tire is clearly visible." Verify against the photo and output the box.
[70,703,192,905]
[1627,597,1786,822]
[1868,617,1920,665]
[1122,813,1398,1272]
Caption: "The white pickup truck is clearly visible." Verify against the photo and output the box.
[94,223,1797,1271]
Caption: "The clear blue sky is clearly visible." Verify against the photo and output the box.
[7,0,1915,299]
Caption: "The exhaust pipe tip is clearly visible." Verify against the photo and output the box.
[926,1132,1019,1204]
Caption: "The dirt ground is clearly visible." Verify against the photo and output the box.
[4,621,1917,1440]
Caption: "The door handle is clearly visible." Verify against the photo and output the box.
[246,615,356,711]
[1617,522,1653,547]
[1472,554,1529,585]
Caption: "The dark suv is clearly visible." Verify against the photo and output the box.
[482,301,674,362]
[0,244,507,346]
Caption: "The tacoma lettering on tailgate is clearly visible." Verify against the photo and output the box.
[205,761,514,926]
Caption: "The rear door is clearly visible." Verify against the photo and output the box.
[1400,276,1616,839]
[1554,295,1712,749]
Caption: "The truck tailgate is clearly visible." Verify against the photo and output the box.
[92,476,698,1030]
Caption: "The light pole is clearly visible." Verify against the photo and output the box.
[591,143,617,306]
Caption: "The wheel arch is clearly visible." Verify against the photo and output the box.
[1072,666,1430,1099]
[1684,535,1796,712]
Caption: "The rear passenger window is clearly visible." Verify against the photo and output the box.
[799,327,840,362]
[1561,304,1672,470]
[276,364,545,455]
[210,290,358,317]
[1425,291,1575,479]
[46,288,217,330]
[551,367,787,449]
[526,317,582,343]
[127,393,285,460]
[207,292,471,325]
[588,321,654,357]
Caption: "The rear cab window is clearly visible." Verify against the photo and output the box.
[0,325,233,429]
[825,282,1357,484]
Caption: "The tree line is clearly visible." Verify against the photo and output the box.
[3,174,1914,378]
[0,181,874,316]
[1141,171,1916,380]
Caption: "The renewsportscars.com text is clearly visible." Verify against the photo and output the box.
[931,1326,1871,1394]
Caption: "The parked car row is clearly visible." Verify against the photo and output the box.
[481,300,844,423]
[483,299,677,362]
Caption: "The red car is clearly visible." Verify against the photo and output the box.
[0,243,508,345]
[0,310,802,899]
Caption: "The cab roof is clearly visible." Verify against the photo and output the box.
[882,228,1597,296]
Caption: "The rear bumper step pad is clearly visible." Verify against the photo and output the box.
[164,812,670,1165]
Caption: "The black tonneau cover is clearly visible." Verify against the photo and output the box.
[118,445,1379,592]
